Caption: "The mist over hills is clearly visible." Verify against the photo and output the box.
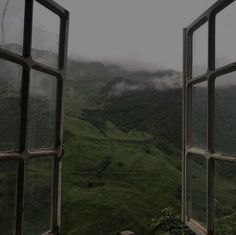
[0,46,236,234]
[66,55,183,148]
[64,56,236,234]
[63,56,185,234]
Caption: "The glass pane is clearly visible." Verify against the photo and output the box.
[0,0,25,54]
[23,157,52,235]
[215,160,236,235]
[192,81,207,149]
[0,59,21,151]
[190,154,207,226]
[216,2,236,68]
[32,1,60,68]
[215,72,236,155]
[27,70,57,150]
[0,160,17,234]
[192,23,208,78]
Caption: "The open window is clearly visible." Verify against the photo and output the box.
[183,0,236,234]
[0,0,69,234]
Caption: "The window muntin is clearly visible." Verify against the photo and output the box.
[0,0,69,234]
[183,1,236,235]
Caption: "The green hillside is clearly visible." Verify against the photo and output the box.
[61,60,185,234]
[61,59,236,234]
[1,48,236,234]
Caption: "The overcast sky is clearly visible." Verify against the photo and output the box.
[51,0,217,71]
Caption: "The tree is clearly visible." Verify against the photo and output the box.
[149,208,195,235]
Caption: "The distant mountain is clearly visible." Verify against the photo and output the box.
[82,82,182,149]
[1,46,235,234]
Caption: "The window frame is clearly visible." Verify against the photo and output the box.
[183,0,236,234]
[0,0,69,234]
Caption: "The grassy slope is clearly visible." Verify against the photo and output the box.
[61,61,182,234]
[62,118,181,235]
[0,47,235,234]
[61,59,236,234]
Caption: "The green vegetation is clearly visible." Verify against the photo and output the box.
[0,51,236,234]
[61,60,183,234]
[61,59,236,234]
[149,208,194,235]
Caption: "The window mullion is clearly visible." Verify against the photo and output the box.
[207,158,214,235]
[182,28,187,221]
[15,0,34,234]
[15,160,24,235]
[206,13,216,234]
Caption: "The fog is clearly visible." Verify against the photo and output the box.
[110,72,181,96]
[54,0,217,71]
[4,0,236,73]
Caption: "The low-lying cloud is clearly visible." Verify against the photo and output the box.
[111,81,145,97]
[110,73,182,97]
[150,74,182,90]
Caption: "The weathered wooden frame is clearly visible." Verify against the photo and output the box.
[183,1,236,234]
[0,0,69,234]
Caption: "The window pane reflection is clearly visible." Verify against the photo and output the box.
[215,160,236,235]
[32,1,60,68]
[0,59,21,151]
[27,70,57,150]
[192,23,208,78]
[0,0,25,54]
[215,72,236,155]
[190,154,207,227]
[192,82,207,149]
[216,2,236,68]
[23,157,52,235]
[0,160,17,234]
